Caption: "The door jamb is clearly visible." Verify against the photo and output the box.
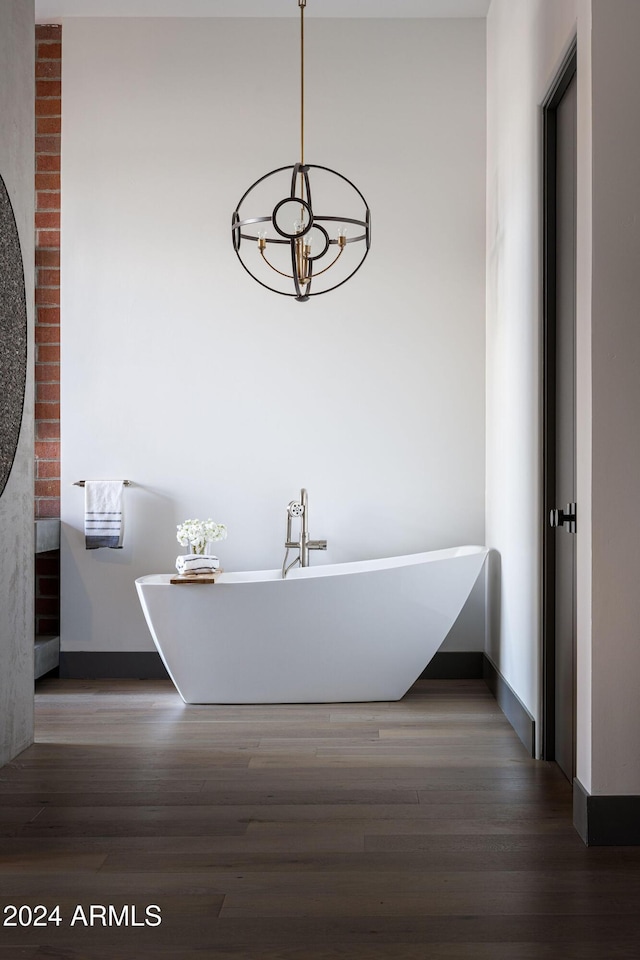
[541,39,577,762]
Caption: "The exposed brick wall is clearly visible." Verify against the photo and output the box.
[35,24,61,639]
[35,555,61,637]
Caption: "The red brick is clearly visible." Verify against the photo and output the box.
[37,306,60,325]
[35,441,60,460]
[35,479,61,498]
[36,460,60,480]
[35,98,61,117]
[35,496,61,517]
[37,230,60,247]
[35,382,60,404]
[35,172,60,191]
[36,79,62,98]
[36,248,60,267]
[37,577,60,597]
[36,580,60,604]
[34,24,62,521]
[36,60,61,79]
[36,212,60,230]
[36,154,61,173]
[37,268,60,287]
[36,304,60,321]
[36,117,61,136]
[35,596,59,616]
[35,423,60,441]
[35,135,60,154]
[35,364,60,384]
[35,402,60,421]
[35,326,60,345]
[36,25,62,41]
[36,382,60,403]
[35,287,60,306]
[35,400,60,422]
[36,191,60,211]
[37,345,60,364]
[36,555,60,575]
[36,426,60,446]
[37,42,62,60]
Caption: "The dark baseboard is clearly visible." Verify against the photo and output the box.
[420,651,484,679]
[573,777,640,845]
[482,655,536,756]
[59,651,169,680]
[61,650,484,683]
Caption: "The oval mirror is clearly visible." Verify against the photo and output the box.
[0,173,28,500]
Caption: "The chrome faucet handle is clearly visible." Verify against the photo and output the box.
[308,540,327,551]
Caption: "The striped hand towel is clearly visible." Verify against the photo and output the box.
[85,480,125,550]
[175,554,220,575]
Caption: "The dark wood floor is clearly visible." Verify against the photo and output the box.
[1,678,640,959]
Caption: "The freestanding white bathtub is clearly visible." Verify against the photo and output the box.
[135,546,487,705]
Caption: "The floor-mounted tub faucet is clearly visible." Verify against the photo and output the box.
[282,488,327,578]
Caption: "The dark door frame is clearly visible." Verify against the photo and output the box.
[542,39,577,762]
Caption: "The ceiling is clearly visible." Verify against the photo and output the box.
[35,0,491,19]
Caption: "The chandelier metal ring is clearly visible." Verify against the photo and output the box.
[272,196,313,240]
[232,163,371,300]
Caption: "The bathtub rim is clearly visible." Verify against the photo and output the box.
[136,544,488,587]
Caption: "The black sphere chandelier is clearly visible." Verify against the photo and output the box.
[231,0,371,303]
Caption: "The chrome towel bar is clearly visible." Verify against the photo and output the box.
[73,480,132,487]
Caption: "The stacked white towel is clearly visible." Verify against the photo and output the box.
[85,480,125,550]
[175,554,220,575]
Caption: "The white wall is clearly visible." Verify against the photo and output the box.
[0,0,35,767]
[485,0,584,753]
[60,18,487,655]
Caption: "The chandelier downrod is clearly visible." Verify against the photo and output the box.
[300,0,305,166]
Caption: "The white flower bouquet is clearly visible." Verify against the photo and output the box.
[176,518,227,555]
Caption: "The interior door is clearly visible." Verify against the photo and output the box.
[543,46,577,781]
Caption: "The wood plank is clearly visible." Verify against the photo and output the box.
[169,570,223,584]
